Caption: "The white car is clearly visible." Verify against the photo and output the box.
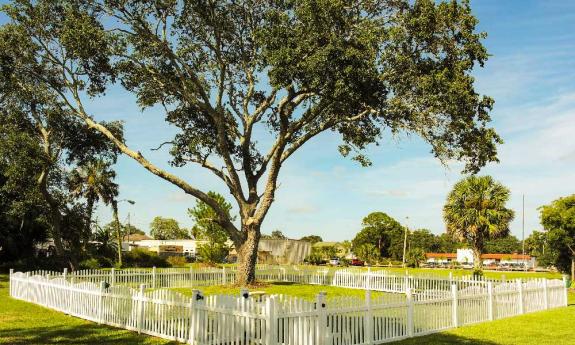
[329,258,340,266]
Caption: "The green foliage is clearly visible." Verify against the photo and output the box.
[188,191,234,243]
[304,252,324,265]
[539,194,575,277]
[443,175,514,269]
[300,235,323,244]
[352,212,404,260]
[166,256,187,267]
[197,242,230,265]
[406,248,426,268]
[123,248,169,268]
[312,245,338,260]
[355,243,379,265]
[79,258,101,270]
[149,217,189,240]
[484,235,522,254]
[262,230,288,240]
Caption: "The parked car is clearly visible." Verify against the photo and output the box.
[329,257,340,266]
[351,258,365,266]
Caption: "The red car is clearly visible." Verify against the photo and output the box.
[351,258,365,266]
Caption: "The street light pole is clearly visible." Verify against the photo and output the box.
[402,217,409,268]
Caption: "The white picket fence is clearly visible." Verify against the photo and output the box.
[9,267,568,344]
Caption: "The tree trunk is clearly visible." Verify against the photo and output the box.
[112,202,123,267]
[472,247,483,271]
[235,223,260,286]
[86,196,95,233]
[571,258,574,283]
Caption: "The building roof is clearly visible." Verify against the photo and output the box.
[426,253,457,258]
[480,253,531,260]
[426,252,531,260]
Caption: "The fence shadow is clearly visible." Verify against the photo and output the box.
[0,324,179,345]
[392,332,501,345]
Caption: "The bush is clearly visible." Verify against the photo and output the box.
[166,255,187,267]
[304,252,324,265]
[197,242,229,264]
[123,248,169,268]
[79,258,101,270]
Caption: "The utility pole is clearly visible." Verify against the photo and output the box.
[402,217,409,268]
[522,194,526,271]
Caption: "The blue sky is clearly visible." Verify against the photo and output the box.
[3,1,575,241]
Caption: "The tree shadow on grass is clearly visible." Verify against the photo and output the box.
[0,324,180,345]
[391,333,501,345]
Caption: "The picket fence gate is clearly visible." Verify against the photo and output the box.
[9,267,568,345]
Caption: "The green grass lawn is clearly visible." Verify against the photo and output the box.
[1,273,573,344]
[170,281,395,300]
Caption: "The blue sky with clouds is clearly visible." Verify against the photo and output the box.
[3,1,575,241]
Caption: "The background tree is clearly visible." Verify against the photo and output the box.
[150,217,189,240]
[1,0,500,284]
[197,242,230,265]
[300,235,323,244]
[408,229,441,253]
[188,191,234,243]
[262,230,288,240]
[525,230,555,267]
[484,235,522,254]
[539,195,575,280]
[352,212,404,259]
[406,248,427,268]
[69,159,118,235]
[443,176,514,270]
[355,243,379,266]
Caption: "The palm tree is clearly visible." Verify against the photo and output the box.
[443,175,515,271]
[69,159,124,265]
[69,159,118,232]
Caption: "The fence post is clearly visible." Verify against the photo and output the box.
[365,290,373,345]
[366,267,371,290]
[188,289,202,344]
[189,266,194,287]
[98,281,106,324]
[25,272,30,301]
[451,284,459,328]
[563,276,569,306]
[543,279,549,309]
[487,282,494,321]
[136,284,146,334]
[8,268,13,297]
[110,268,115,287]
[404,275,409,293]
[265,295,277,345]
[152,266,157,289]
[316,292,327,345]
[63,268,68,281]
[222,267,227,285]
[517,279,524,314]
[406,288,414,337]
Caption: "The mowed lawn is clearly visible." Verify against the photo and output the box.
[1,273,574,345]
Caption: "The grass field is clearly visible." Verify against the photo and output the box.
[1,274,573,344]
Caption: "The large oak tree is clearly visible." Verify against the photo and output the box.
[1,0,501,284]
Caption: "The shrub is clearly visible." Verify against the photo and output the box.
[79,258,101,270]
[197,242,229,264]
[304,252,324,265]
[166,255,187,267]
[123,248,169,268]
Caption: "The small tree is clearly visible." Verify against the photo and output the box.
[443,176,514,270]
[300,235,323,244]
[352,212,404,259]
[539,195,575,281]
[150,217,189,240]
[189,191,235,243]
[197,242,230,265]
[355,243,379,266]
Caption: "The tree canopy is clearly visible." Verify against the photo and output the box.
[300,235,323,244]
[539,194,575,280]
[0,0,499,283]
[149,216,189,240]
[352,212,404,259]
[443,175,514,270]
[188,191,234,243]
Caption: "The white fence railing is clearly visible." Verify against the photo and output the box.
[9,267,568,345]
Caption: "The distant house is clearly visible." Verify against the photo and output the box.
[124,239,207,257]
[426,248,535,268]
